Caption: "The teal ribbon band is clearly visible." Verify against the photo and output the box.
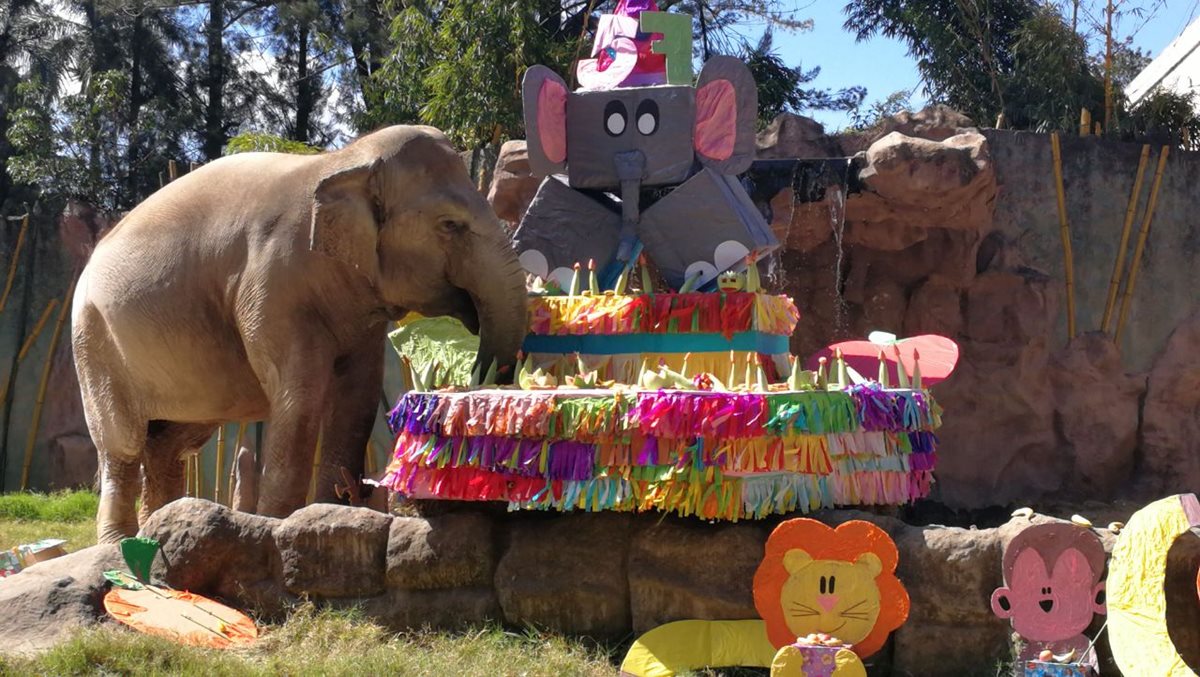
[522,331,789,355]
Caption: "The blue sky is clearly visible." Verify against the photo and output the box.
[740,1,1198,131]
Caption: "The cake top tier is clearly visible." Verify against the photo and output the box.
[528,291,800,338]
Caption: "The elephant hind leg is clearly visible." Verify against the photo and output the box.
[85,384,148,544]
[139,421,218,525]
[97,453,143,544]
[75,297,147,544]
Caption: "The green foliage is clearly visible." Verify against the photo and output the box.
[0,490,99,521]
[842,0,1192,136]
[848,89,913,130]
[9,71,132,209]
[224,132,322,156]
[1005,3,1102,131]
[366,1,830,150]
[366,2,578,150]
[389,316,479,388]
[1125,89,1200,148]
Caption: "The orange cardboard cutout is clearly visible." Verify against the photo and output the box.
[104,587,258,649]
[753,519,909,658]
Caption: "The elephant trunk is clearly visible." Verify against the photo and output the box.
[466,232,528,385]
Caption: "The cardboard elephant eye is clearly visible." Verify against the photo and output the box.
[636,99,659,135]
[604,100,628,136]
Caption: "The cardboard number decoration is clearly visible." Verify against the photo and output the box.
[1108,494,1200,676]
[753,519,909,659]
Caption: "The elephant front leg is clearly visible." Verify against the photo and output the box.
[256,373,331,518]
[312,330,387,504]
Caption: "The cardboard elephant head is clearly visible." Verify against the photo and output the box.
[514,49,777,292]
[522,55,757,189]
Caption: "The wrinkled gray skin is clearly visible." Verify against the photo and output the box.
[73,126,527,543]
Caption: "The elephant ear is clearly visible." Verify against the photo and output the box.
[694,55,757,175]
[522,65,569,178]
[310,158,383,279]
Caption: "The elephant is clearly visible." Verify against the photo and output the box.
[72,125,528,543]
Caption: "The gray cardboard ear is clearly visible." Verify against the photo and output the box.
[564,85,695,190]
[513,176,622,288]
[694,56,758,175]
[523,66,569,177]
[636,168,778,289]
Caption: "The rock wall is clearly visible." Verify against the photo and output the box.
[6,499,1169,675]
[488,109,1199,511]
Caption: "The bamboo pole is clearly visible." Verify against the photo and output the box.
[182,453,192,496]
[1049,133,1077,340]
[213,425,226,503]
[227,422,246,507]
[365,439,378,475]
[307,427,323,504]
[16,299,58,363]
[0,298,58,409]
[1079,108,1091,136]
[168,160,178,182]
[1115,146,1170,347]
[189,455,199,497]
[0,214,29,315]
[195,448,205,498]
[20,279,75,490]
[1101,145,1150,333]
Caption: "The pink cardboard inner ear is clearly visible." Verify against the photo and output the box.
[537,79,568,164]
[694,79,736,160]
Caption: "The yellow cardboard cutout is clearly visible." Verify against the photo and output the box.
[619,620,775,677]
[1108,493,1200,676]
[621,518,908,676]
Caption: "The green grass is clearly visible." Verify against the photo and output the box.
[0,490,99,552]
[0,497,619,675]
[0,490,99,522]
[0,605,620,676]
[0,493,751,675]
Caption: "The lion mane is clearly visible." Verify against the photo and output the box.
[752,519,910,658]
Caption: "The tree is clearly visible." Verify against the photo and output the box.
[0,1,80,211]
[366,1,823,183]
[842,0,1193,137]
[742,28,865,129]
[843,0,1037,127]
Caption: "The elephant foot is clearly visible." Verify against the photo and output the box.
[97,520,139,545]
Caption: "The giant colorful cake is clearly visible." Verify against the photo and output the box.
[381,3,953,521]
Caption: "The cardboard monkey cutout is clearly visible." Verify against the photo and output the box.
[991,523,1107,671]
[514,7,777,292]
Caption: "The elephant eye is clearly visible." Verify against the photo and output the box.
[636,99,659,135]
[604,100,627,136]
[439,219,467,234]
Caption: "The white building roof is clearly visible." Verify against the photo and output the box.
[1125,17,1200,107]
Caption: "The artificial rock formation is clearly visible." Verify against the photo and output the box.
[755,113,843,159]
[487,140,542,227]
[1138,310,1200,496]
[12,499,1185,676]
[0,544,125,654]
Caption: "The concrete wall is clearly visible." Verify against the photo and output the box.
[986,130,1200,371]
